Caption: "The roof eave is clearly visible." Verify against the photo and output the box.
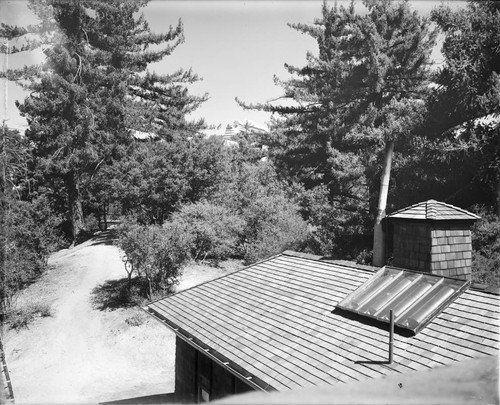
[142,306,277,393]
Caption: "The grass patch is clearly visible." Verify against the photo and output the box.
[125,311,147,327]
[8,302,53,330]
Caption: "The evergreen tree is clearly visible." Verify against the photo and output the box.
[0,125,62,313]
[2,0,207,242]
[238,0,436,261]
[429,0,500,216]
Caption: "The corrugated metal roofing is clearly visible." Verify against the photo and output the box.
[146,251,499,391]
[337,267,470,334]
[387,200,481,221]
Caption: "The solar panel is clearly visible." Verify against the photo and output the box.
[336,267,470,334]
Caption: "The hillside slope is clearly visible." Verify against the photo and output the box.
[3,232,236,404]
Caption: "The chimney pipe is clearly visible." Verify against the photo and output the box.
[388,309,394,364]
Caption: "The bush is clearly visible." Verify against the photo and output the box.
[84,213,100,235]
[9,308,34,331]
[242,195,309,264]
[111,135,232,224]
[31,301,53,317]
[117,220,191,300]
[297,185,371,259]
[169,202,244,263]
[125,311,147,327]
[471,208,500,287]
[1,196,63,315]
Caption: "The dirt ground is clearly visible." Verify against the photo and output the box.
[2,231,242,404]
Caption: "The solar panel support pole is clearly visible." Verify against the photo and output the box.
[389,309,394,364]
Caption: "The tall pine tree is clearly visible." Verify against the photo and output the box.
[2,0,207,243]
[429,0,500,216]
[239,0,436,261]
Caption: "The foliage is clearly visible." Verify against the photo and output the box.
[169,202,244,263]
[111,135,230,224]
[4,0,207,242]
[238,0,436,258]
[427,0,500,213]
[430,1,500,129]
[1,197,63,313]
[0,126,63,315]
[125,310,147,327]
[210,158,284,212]
[241,194,309,264]
[297,185,371,259]
[471,207,500,287]
[117,220,191,300]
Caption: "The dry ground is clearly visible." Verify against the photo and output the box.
[2,231,242,404]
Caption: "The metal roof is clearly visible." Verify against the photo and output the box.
[387,200,481,221]
[146,251,499,391]
[336,267,470,334]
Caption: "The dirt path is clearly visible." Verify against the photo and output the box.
[3,233,178,404]
[3,232,240,404]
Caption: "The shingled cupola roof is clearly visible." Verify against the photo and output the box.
[388,199,481,221]
[387,200,480,281]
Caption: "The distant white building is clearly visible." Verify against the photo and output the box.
[200,119,268,143]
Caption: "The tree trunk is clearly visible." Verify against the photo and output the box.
[373,141,394,267]
[0,123,7,315]
[64,171,87,244]
[496,177,500,219]
[147,277,153,301]
[103,202,108,231]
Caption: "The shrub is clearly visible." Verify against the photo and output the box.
[84,213,100,235]
[471,208,500,287]
[117,220,191,300]
[111,135,232,224]
[1,196,63,315]
[9,308,34,331]
[170,202,244,263]
[242,195,309,264]
[116,220,144,285]
[296,184,371,259]
[30,301,53,317]
[125,311,147,327]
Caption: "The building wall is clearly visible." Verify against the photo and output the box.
[174,336,254,403]
[175,337,198,403]
[392,220,472,280]
[429,225,472,280]
[392,221,432,271]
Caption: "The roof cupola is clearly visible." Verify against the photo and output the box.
[387,200,480,281]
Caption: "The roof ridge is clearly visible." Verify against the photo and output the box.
[327,259,380,273]
[388,199,480,220]
[282,250,323,261]
[282,251,380,273]
[426,200,432,220]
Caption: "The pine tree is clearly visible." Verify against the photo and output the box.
[2,0,207,243]
[429,0,500,216]
[238,0,436,261]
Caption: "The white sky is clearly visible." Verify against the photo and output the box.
[1,0,466,131]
